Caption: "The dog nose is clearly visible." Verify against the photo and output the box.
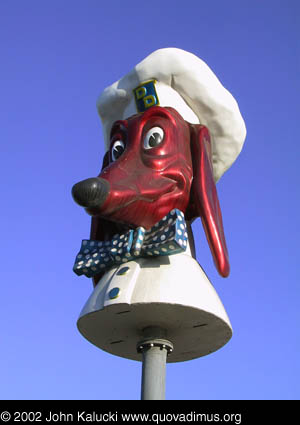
[72,177,110,208]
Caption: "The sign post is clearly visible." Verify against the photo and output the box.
[137,327,173,400]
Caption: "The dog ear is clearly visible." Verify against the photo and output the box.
[90,216,121,286]
[101,150,110,169]
[189,124,230,277]
[90,150,116,287]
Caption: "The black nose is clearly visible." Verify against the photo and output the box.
[72,177,110,208]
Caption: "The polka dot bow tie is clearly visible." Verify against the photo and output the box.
[73,209,188,278]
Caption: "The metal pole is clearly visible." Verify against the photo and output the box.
[137,327,173,400]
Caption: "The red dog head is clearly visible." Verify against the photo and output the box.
[72,106,229,282]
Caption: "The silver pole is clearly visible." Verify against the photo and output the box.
[137,327,173,400]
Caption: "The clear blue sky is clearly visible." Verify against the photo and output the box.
[1,0,299,400]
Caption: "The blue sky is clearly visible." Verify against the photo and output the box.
[0,0,299,400]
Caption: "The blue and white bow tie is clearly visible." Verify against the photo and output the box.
[73,209,188,278]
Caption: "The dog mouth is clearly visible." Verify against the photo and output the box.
[100,177,178,217]
[137,177,178,201]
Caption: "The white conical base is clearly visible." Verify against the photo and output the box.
[77,254,232,362]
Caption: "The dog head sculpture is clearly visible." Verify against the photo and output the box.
[72,48,246,286]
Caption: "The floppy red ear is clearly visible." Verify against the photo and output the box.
[90,150,119,287]
[189,124,230,277]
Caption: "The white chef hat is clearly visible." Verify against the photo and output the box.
[97,48,246,182]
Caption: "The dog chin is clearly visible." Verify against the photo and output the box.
[100,192,187,230]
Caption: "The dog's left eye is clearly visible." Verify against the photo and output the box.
[111,140,125,161]
[144,127,164,149]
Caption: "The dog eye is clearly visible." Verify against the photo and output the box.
[111,140,125,161]
[144,127,164,149]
